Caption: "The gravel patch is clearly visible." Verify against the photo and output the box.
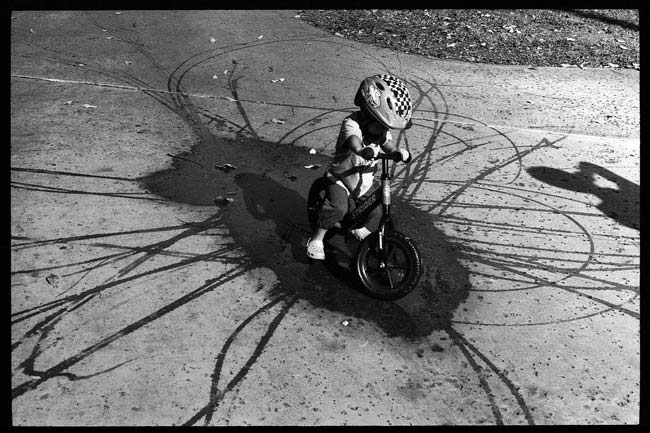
[298,9,639,70]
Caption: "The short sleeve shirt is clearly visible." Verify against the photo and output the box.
[328,112,393,197]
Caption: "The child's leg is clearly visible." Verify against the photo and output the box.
[349,193,381,240]
[363,205,382,232]
[307,181,349,259]
[316,181,349,233]
[310,226,328,243]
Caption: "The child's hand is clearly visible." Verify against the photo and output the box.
[393,149,412,163]
[359,146,379,160]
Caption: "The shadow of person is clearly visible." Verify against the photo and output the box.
[527,161,639,230]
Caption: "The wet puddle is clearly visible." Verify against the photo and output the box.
[140,134,470,339]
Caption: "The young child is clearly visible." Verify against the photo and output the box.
[306,74,414,260]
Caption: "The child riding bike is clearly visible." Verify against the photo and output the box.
[306,74,414,260]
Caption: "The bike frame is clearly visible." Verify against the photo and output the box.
[309,152,420,298]
[343,156,393,252]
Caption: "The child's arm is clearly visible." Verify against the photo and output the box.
[345,135,364,154]
[380,134,412,163]
[345,135,378,160]
[380,139,398,153]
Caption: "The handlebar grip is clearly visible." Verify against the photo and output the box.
[374,152,400,161]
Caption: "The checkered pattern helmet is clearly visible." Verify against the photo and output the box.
[354,74,412,130]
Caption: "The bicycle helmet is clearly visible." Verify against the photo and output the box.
[354,74,412,130]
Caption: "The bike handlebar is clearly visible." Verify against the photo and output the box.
[374,152,403,162]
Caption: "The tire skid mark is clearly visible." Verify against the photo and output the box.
[184,293,299,426]
[459,249,637,288]
[11,220,221,250]
[277,109,345,145]
[11,166,139,182]
[225,68,260,141]
[395,79,447,199]
[460,251,639,287]
[149,42,486,424]
[12,243,245,379]
[281,122,342,149]
[12,238,239,286]
[427,176,638,318]
[421,202,615,218]
[11,181,169,203]
[386,75,634,422]
[11,242,242,281]
[14,50,175,110]
[196,106,248,134]
[162,35,397,143]
[448,328,504,424]
[446,325,535,425]
[462,255,638,320]
[13,28,638,424]
[392,77,534,425]
[11,68,632,140]
[12,213,227,278]
[54,255,119,298]
[12,33,314,417]
[12,216,238,335]
[12,249,135,276]
[111,214,225,280]
[160,42,545,424]
[453,308,638,327]
[12,265,248,399]
[430,137,565,216]
[12,242,244,344]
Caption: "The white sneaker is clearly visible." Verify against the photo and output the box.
[350,227,372,241]
[306,237,325,260]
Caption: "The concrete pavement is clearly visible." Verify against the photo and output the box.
[11,10,639,425]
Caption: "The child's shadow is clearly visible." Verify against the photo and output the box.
[527,161,639,230]
[230,172,471,339]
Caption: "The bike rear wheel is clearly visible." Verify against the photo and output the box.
[354,230,422,301]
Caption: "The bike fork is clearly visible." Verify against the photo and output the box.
[377,225,387,269]
[377,158,391,267]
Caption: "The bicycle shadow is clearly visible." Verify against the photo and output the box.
[527,161,639,230]
[229,171,471,339]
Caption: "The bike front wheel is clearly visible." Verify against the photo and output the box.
[354,231,422,301]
